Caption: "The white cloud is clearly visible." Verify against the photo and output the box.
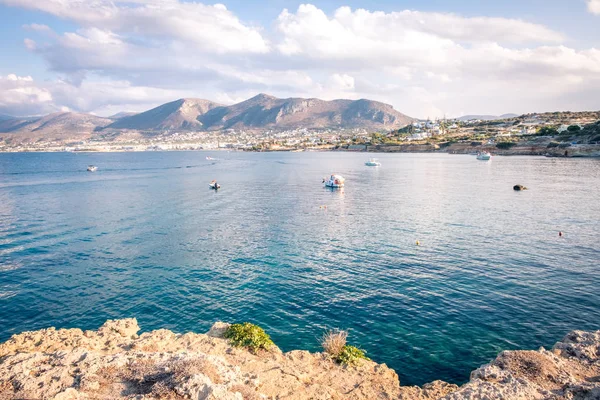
[0,74,53,116]
[2,0,269,54]
[22,23,51,32]
[330,74,355,90]
[1,2,599,119]
[23,38,36,50]
[588,0,600,14]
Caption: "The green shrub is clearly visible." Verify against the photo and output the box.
[224,323,274,352]
[335,345,370,366]
[537,126,559,136]
[567,125,581,133]
[496,142,516,150]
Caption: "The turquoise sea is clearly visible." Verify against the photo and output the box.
[0,151,599,386]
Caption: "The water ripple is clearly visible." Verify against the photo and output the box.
[0,152,598,386]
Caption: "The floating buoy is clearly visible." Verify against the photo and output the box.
[416,240,420,246]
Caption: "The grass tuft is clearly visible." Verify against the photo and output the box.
[321,329,348,358]
[321,329,370,366]
[224,322,274,353]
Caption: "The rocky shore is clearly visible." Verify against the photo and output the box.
[338,142,600,157]
[0,319,598,399]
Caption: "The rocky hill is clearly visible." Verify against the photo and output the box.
[196,94,413,131]
[108,111,138,120]
[0,319,598,399]
[0,112,112,143]
[107,98,222,131]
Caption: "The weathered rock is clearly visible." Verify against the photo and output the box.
[0,321,598,399]
[0,320,399,399]
[208,322,231,338]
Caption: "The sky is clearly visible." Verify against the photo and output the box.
[0,0,599,119]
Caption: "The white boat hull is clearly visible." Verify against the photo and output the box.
[365,162,381,166]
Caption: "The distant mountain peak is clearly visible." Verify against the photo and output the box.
[251,93,277,100]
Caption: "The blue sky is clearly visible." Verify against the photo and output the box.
[0,0,599,118]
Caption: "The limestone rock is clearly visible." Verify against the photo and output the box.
[0,321,598,400]
[208,322,231,338]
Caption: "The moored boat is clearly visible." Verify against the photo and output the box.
[323,174,345,188]
[87,165,98,172]
[365,158,381,166]
[209,180,220,190]
[476,151,492,161]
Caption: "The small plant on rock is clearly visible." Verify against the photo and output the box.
[224,322,274,353]
[321,329,370,366]
[336,345,370,366]
[321,329,348,357]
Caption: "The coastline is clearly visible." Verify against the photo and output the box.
[2,142,600,157]
[1,319,598,399]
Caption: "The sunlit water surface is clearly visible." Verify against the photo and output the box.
[0,151,598,385]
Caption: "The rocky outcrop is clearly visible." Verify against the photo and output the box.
[443,331,600,399]
[0,319,401,399]
[0,320,598,399]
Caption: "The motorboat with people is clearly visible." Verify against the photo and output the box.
[365,158,381,166]
[476,151,492,161]
[323,174,345,188]
[87,165,98,172]
[209,180,220,190]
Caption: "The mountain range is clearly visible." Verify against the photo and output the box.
[0,94,414,144]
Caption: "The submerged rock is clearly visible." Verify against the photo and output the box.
[0,320,598,399]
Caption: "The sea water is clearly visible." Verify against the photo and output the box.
[0,151,598,386]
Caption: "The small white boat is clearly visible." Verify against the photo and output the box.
[87,165,98,172]
[209,180,220,190]
[323,174,345,188]
[365,158,381,167]
[206,156,215,160]
[476,151,492,161]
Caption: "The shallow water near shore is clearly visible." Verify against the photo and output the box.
[0,151,599,386]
